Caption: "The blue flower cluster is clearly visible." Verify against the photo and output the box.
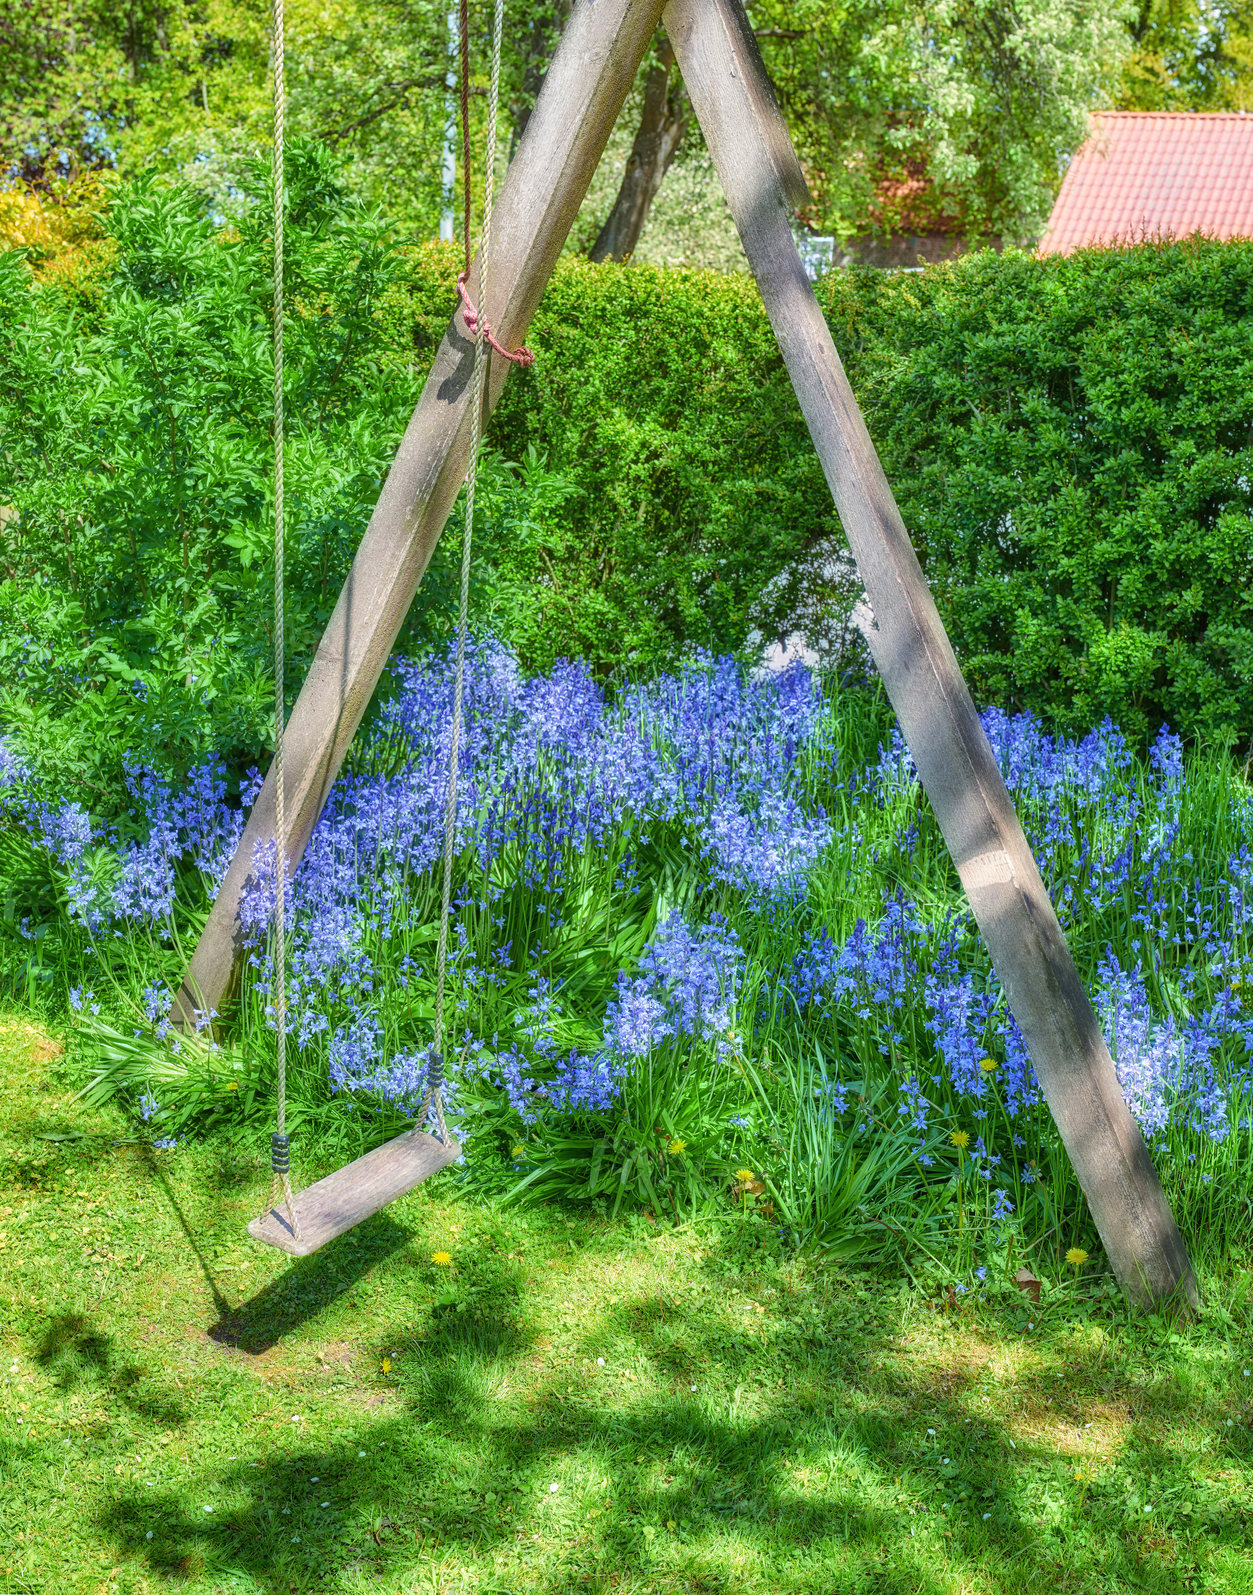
[6,642,1252,1184]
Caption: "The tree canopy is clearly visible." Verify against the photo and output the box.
[1,0,1249,258]
[1118,0,1253,109]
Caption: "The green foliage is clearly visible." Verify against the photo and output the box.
[0,0,267,186]
[743,1050,949,1262]
[5,183,1252,803]
[1119,0,1253,109]
[758,0,1133,243]
[72,1014,249,1141]
[822,241,1253,748]
[0,0,597,243]
[427,237,1253,750]
[476,256,835,674]
[0,145,436,793]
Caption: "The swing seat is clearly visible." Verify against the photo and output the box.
[247,1128,462,1256]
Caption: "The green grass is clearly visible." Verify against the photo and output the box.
[4,1018,1253,1595]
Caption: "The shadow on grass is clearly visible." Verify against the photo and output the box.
[207,1214,412,1354]
[99,1403,954,1595]
[93,1251,1251,1595]
[35,1311,188,1428]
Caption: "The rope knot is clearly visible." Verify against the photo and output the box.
[456,273,535,367]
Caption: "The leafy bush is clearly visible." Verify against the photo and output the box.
[822,242,1253,749]
[0,145,444,798]
[4,174,1252,810]
[455,259,837,676]
[396,236,1253,751]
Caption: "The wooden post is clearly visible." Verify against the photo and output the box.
[171,0,666,1029]
[665,0,1198,1312]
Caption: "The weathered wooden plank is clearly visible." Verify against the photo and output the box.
[248,1130,462,1256]
[171,0,666,1030]
[665,0,1198,1312]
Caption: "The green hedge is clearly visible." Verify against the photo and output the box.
[389,235,1253,748]
[4,174,1251,801]
[821,243,1253,749]
[380,252,834,677]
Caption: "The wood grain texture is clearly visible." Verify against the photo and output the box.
[247,1130,462,1256]
[171,0,666,1030]
[665,0,1197,1312]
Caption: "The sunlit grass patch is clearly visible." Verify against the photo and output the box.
[1,1055,1251,1594]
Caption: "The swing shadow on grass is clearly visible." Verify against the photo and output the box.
[207,1215,414,1355]
[94,1281,1253,1595]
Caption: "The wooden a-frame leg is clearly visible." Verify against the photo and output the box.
[171,0,1194,1312]
[169,0,666,1030]
[665,0,1197,1312]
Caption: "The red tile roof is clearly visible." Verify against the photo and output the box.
[1039,112,1253,255]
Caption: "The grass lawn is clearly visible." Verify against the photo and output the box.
[3,1015,1252,1595]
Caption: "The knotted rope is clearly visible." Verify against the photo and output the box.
[453,0,533,369]
[422,0,518,1142]
[262,0,300,1239]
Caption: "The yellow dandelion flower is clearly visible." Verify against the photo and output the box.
[735,1168,756,1184]
[950,1130,970,1151]
[225,1080,239,1091]
[668,1138,687,1156]
[511,1144,526,1160]
[431,1251,453,1266]
[1065,1247,1089,1268]
[381,1357,392,1373]
[979,1057,999,1074]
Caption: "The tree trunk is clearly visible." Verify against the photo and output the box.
[589,32,687,262]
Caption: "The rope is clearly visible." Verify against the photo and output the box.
[422,0,514,1145]
[454,0,533,369]
[262,0,299,1239]
[460,0,471,266]
[455,275,535,367]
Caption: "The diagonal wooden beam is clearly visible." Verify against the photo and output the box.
[665,0,1197,1311]
[171,0,666,1029]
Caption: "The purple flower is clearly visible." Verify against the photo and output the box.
[607,913,744,1056]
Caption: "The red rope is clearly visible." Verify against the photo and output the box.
[456,273,535,366]
[457,0,534,368]
[459,0,471,276]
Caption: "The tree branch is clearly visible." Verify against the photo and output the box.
[322,76,476,144]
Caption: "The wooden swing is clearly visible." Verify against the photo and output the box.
[245,0,523,1256]
[182,0,1198,1306]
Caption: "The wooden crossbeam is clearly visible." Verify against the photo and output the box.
[176,0,1197,1309]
